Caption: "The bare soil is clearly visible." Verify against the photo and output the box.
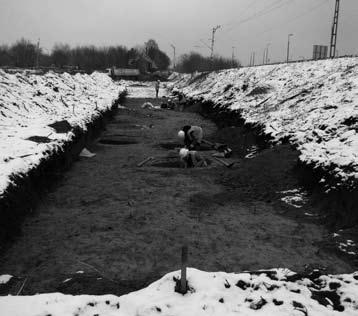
[0,95,356,296]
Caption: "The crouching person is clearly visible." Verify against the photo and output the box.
[178,125,203,150]
[179,148,207,168]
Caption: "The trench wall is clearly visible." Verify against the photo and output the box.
[181,96,358,228]
[0,93,126,243]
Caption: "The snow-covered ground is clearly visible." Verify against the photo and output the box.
[1,268,358,316]
[120,80,168,98]
[169,58,358,189]
[0,70,125,196]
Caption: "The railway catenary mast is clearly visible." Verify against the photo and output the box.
[329,0,340,58]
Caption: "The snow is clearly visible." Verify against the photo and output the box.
[245,145,259,159]
[0,70,125,196]
[119,80,168,98]
[278,188,308,208]
[169,58,358,188]
[0,274,12,284]
[1,268,358,316]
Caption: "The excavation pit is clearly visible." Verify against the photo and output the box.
[159,142,213,151]
[103,134,139,138]
[152,159,212,169]
[99,139,138,145]
[108,122,143,129]
[151,161,183,168]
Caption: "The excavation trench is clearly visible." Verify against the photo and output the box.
[0,92,356,297]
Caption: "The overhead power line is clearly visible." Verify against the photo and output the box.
[223,0,291,34]
[223,0,260,28]
[254,0,329,38]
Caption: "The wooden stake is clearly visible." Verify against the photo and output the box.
[137,156,154,167]
[180,245,188,294]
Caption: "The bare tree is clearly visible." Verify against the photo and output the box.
[10,38,37,67]
[177,52,240,73]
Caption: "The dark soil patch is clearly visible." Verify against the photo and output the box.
[26,136,52,143]
[56,272,160,296]
[99,139,138,145]
[182,102,203,113]
[247,85,271,96]
[128,83,148,87]
[48,120,72,133]
[311,290,345,311]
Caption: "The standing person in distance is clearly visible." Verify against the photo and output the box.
[155,80,160,98]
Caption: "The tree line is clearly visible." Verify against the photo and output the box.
[0,38,171,72]
[0,38,240,73]
[176,52,240,73]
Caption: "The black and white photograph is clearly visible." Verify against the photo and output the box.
[0,0,358,315]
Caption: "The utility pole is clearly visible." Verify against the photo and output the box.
[265,43,270,64]
[170,44,176,70]
[329,0,340,58]
[262,49,266,65]
[251,52,255,66]
[35,38,40,69]
[232,46,235,67]
[286,34,293,63]
[210,25,221,60]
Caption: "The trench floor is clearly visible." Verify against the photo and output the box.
[0,95,356,295]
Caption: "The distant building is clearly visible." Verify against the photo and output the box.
[128,54,158,74]
[313,45,328,60]
[108,68,140,80]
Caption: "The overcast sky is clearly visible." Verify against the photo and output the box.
[0,0,357,65]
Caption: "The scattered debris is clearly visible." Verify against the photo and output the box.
[141,102,160,110]
[212,156,235,168]
[278,188,308,208]
[137,156,154,167]
[79,148,96,158]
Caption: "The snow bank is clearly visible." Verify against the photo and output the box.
[0,70,125,196]
[119,80,168,98]
[1,268,358,316]
[169,58,358,188]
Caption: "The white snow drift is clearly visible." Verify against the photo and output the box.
[1,268,358,316]
[0,70,125,196]
[169,58,358,189]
